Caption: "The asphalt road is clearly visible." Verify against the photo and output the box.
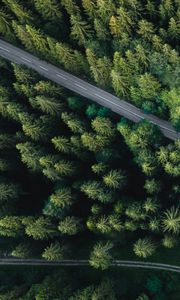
[0,39,179,140]
[1,259,180,273]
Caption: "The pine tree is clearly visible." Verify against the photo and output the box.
[86,49,112,86]
[12,21,35,52]
[89,240,113,270]
[23,216,58,240]
[82,0,97,18]
[26,25,48,56]
[16,142,44,171]
[34,0,62,21]
[144,179,161,194]
[50,187,73,208]
[42,242,66,260]
[61,112,87,134]
[11,242,32,258]
[138,19,154,40]
[143,198,159,213]
[125,202,146,221]
[18,113,55,141]
[133,238,156,258]
[0,10,14,40]
[54,159,76,176]
[80,180,104,200]
[157,140,180,176]
[162,235,177,249]
[96,215,112,234]
[0,182,21,203]
[94,17,109,40]
[91,162,107,175]
[162,207,180,235]
[81,132,109,152]
[34,80,63,97]
[61,0,80,15]
[103,170,126,189]
[52,136,71,154]
[3,0,32,24]
[58,216,82,235]
[91,117,115,138]
[70,14,92,45]
[31,95,63,116]
[0,216,23,237]
[96,0,115,22]
[148,218,160,232]
[108,214,123,232]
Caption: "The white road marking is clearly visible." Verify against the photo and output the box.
[56,73,67,80]
[94,93,177,133]
[95,94,176,133]
[94,93,144,120]
[22,57,31,63]
[39,65,48,71]
[0,46,10,52]
[74,83,87,90]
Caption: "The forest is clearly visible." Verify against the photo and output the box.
[0,0,179,299]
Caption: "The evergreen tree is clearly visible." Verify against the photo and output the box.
[61,112,87,134]
[82,0,97,18]
[162,235,177,249]
[3,0,32,24]
[70,14,92,45]
[42,242,66,260]
[0,182,21,203]
[0,9,14,40]
[0,216,23,237]
[54,159,76,176]
[144,179,161,194]
[34,0,62,21]
[91,162,108,175]
[12,21,35,52]
[143,198,159,213]
[50,187,73,208]
[133,238,156,258]
[61,0,80,15]
[125,202,146,221]
[34,80,63,97]
[52,136,71,154]
[16,142,44,171]
[11,242,32,258]
[18,113,55,141]
[157,140,180,176]
[31,95,63,115]
[162,207,180,235]
[103,170,126,189]
[58,216,82,235]
[91,117,115,138]
[89,240,113,270]
[23,216,58,240]
[96,215,112,234]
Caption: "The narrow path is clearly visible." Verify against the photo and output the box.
[1,259,180,273]
[0,39,179,140]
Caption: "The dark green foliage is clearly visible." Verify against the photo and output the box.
[0,0,179,288]
[89,241,113,270]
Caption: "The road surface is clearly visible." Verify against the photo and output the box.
[0,259,180,273]
[0,39,179,140]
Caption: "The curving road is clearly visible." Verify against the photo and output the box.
[0,39,179,140]
[0,259,180,273]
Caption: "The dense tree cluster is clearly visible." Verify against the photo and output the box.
[0,60,179,271]
[0,267,179,300]
[0,0,179,128]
